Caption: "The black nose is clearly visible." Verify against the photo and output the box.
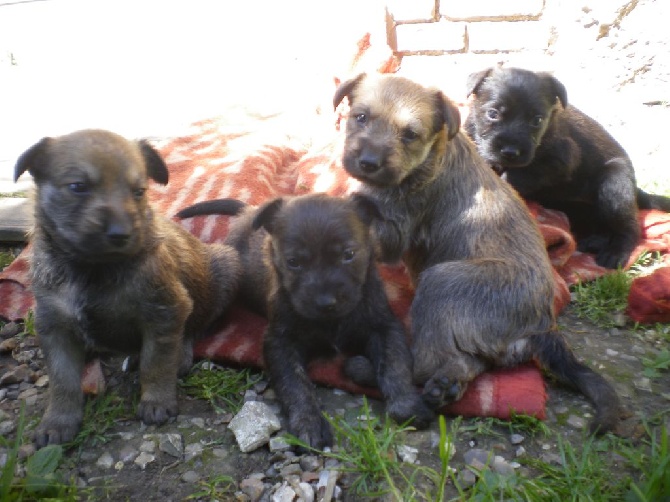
[358,152,382,174]
[106,223,131,248]
[315,293,337,312]
[500,145,521,160]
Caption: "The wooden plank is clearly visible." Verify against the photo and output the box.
[0,197,31,243]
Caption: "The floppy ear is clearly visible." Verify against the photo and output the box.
[350,193,384,226]
[139,140,169,185]
[539,73,568,109]
[14,137,50,182]
[333,73,367,109]
[252,197,285,234]
[466,68,494,97]
[434,91,461,140]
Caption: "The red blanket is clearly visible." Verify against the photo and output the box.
[2,35,668,421]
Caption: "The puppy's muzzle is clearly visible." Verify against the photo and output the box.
[499,145,522,161]
[358,147,383,174]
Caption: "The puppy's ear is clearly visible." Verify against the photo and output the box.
[540,73,568,109]
[139,140,169,185]
[434,92,461,140]
[350,193,384,226]
[333,73,367,109]
[14,137,50,182]
[466,68,494,97]
[252,198,285,234]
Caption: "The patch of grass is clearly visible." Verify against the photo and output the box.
[0,250,14,270]
[572,268,632,327]
[624,424,670,501]
[68,390,133,449]
[186,474,236,500]
[180,361,262,414]
[641,348,670,378]
[0,404,80,500]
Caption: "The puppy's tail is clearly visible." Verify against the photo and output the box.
[176,199,247,219]
[637,188,670,212]
[528,331,622,435]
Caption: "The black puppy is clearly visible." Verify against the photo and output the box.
[464,66,670,269]
[178,194,433,448]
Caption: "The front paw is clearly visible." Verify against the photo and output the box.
[137,398,177,425]
[386,395,434,429]
[422,375,466,409]
[34,413,83,448]
[289,412,333,451]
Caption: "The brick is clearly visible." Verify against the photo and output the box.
[441,0,544,21]
[467,21,550,53]
[395,21,466,54]
[386,0,435,22]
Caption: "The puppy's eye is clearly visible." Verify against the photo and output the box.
[486,109,500,121]
[133,188,147,199]
[342,249,355,263]
[286,257,301,270]
[355,113,367,125]
[68,182,89,194]
[401,128,419,143]
[530,115,544,128]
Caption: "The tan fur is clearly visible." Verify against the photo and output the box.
[14,129,241,447]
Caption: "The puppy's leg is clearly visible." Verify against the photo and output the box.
[580,158,640,269]
[365,322,435,428]
[137,292,192,425]
[420,353,488,409]
[34,314,86,447]
[264,326,332,450]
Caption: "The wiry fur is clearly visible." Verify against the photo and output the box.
[464,66,670,269]
[15,129,241,447]
[334,73,623,434]
[177,194,434,449]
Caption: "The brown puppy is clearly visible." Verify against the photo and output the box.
[334,73,622,434]
[464,66,670,269]
[177,194,434,449]
[14,129,241,448]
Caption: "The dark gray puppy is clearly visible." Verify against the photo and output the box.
[334,73,623,434]
[464,66,670,269]
[15,129,241,448]
[177,194,434,449]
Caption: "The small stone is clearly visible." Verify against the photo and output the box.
[114,461,124,471]
[268,436,291,452]
[605,349,619,357]
[17,443,35,460]
[294,482,314,502]
[34,375,49,388]
[118,445,138,464]
[0,421,16,435]
[279,463,302,477]
[463,448,491,467]
[0,364,35,385]
[139,440,156,453]
[272,482,296,502]
[0,322,22,337]
[634,377,653,392]
[244,389,258,402]
[212,448,229,459]
[181,470,200,483]
[540,452,563,465]
[159,433,184,458]
[96,452,115,469]
[567,415,586,429]
[134,452,155,470]
[184,443,203,462]
[510,434,524,445]
[190,417,205,428]
[299,455,321,472]
[515,446,526,457]
[457,469,478,488]
[240,476,265,501]
[229,401,281,453]
[397,444,419,464]
[612,313,627,327]
[0,337,18,353]
[492,456,515,476]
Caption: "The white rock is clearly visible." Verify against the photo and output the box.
[229,401,281,453]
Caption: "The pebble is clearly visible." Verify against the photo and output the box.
[133,452,155,470]
[118,445,138,464]
[240,476,266,501]
[0,421,16,435]
[96,452,115,470]
[299,455,322,472]
[184,442,203,462]
[139,440,156,453]
[510,433,525,445]
[229,401,281,453]
[0,321,22,337]
[159,433,184,458]
[181,470,200,483]
[0,337,18,353]
[634,377,653,392]
[0,364,35,385]
[269,436,292,452]
[463,448,491,467]
[34,375,49,388]
[567,415,586,429]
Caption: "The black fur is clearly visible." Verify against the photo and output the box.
[464,66,670,269]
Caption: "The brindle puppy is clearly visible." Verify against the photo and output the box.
[334,73,623,434]
[177,194,434,448]
[14,129,241,447]
[464,66,670,269]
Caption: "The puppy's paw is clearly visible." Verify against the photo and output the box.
[290,413,333,451]
[137,399,178,425]
[34,414,82,448]
[343,355,377,387]
[422,375,466,409]
[595,248,629,270]
[386,394,434,430]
